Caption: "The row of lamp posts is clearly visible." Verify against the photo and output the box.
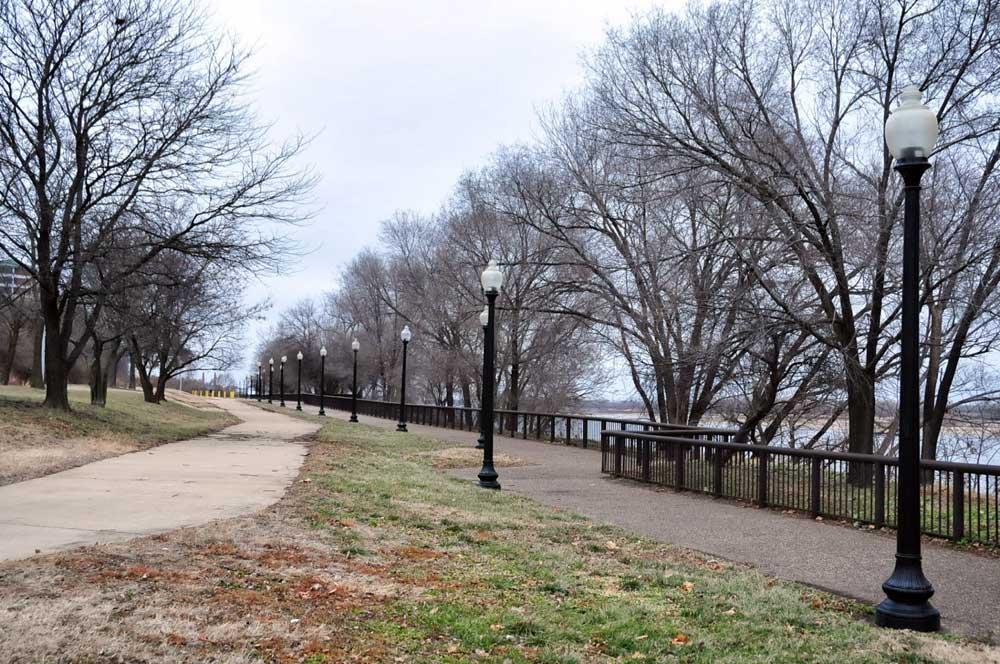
[253,339,363,422]
[240,87,937,631]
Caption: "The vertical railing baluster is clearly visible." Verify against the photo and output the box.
[810,457,821,517]
[953,470,965,541]
[582,418,589,449]
[874,462,886,528]
[757,450,769,507]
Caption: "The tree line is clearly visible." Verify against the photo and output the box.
[261,0,1000,464]
[0,0,313,409]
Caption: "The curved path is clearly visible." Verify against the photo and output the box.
[0,398,316,561]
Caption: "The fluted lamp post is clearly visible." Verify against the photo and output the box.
[396,326,411,432]
[296,351,303,411]
[319,347,327,416]
[268,358,274,404]
[350,338,360,423]
[475,305,489,450]
[279,355,287,407]
[478,260,503,490]
[876,85,940,632]
[257,363,262,402]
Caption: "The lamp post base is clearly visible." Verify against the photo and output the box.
[475,437,485,450]
[319,409,326,417]
[478,465,500,490]
[875,556,940,632]
[350,414,358,423]
[396,422,407,432]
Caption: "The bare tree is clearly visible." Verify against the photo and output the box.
[0,0,313,410]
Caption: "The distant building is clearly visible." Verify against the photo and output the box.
[0,260,31,300]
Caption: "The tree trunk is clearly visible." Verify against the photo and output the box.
[844,357,875,485]
[29,317,44,388]
[130,338,156,403]
[41,292,71,410]
[89,337,107,407]
[1,320,21,385]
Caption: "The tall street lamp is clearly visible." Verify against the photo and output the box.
[319,346,327,416]
[268,358,274,404]
[351,338,360,423]
[396,326,411,432]
[476,305,489,450]
[296,351,303,411]
[478,260,503,490]
[876,85,940,632]
[257,363,262,402]
[279,355,287,407]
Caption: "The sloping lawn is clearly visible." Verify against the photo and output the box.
[0,385,236,484]
[2,411,996,662]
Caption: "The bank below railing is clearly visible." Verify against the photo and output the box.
[600,429,1000,547]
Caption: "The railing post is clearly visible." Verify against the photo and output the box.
[614,434,623,476]
[952,470,965,541]
[550,416,556,443]
[565,418,571,445]
[810,457,822,517]
[642,439,651,482]
[582,418,589,449]
[875,462,886,528]
[757,450,768,507]
[536,414,542,440]
[674,443,685,491]
[713,449,723,497]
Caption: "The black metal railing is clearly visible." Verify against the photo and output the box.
[600,429,1000,547]
[287,393,736,448]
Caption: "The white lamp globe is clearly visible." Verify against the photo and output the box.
[296,351,303,361]
[401,325,412,342]
[320,347,327,357]
[281,355,287,364]
[269,357,274,366]
[481,260,504,294]
[479,305,489,327]
[885,86,938,160]
[352,338,360,351]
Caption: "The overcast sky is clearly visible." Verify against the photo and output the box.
[206,0,682,379]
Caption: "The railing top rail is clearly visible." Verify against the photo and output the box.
[601,429,1000,474]
[332,394,736,433]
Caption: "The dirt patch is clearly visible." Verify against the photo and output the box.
[425,446,531,469]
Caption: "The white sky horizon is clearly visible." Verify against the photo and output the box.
[204,0,683,396]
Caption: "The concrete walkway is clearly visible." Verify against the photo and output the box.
[0,398,317,561]
[297,401,999,641]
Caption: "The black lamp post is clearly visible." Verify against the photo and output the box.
[876,85,940,632]
[257,364,262,402]
[296,351,303,411]
[350,338,360,423]
[279,355,287,407]
[396,326,411,432]
[476,305,488,450]
[478,260,504,490]
[319,346,327,416]
[268,358,274,404]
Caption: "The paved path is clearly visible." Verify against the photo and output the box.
[294,401,999,641]
[0,398,317,561]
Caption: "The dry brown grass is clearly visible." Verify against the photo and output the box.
[425,445,531,469]
[2,415,998,663]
